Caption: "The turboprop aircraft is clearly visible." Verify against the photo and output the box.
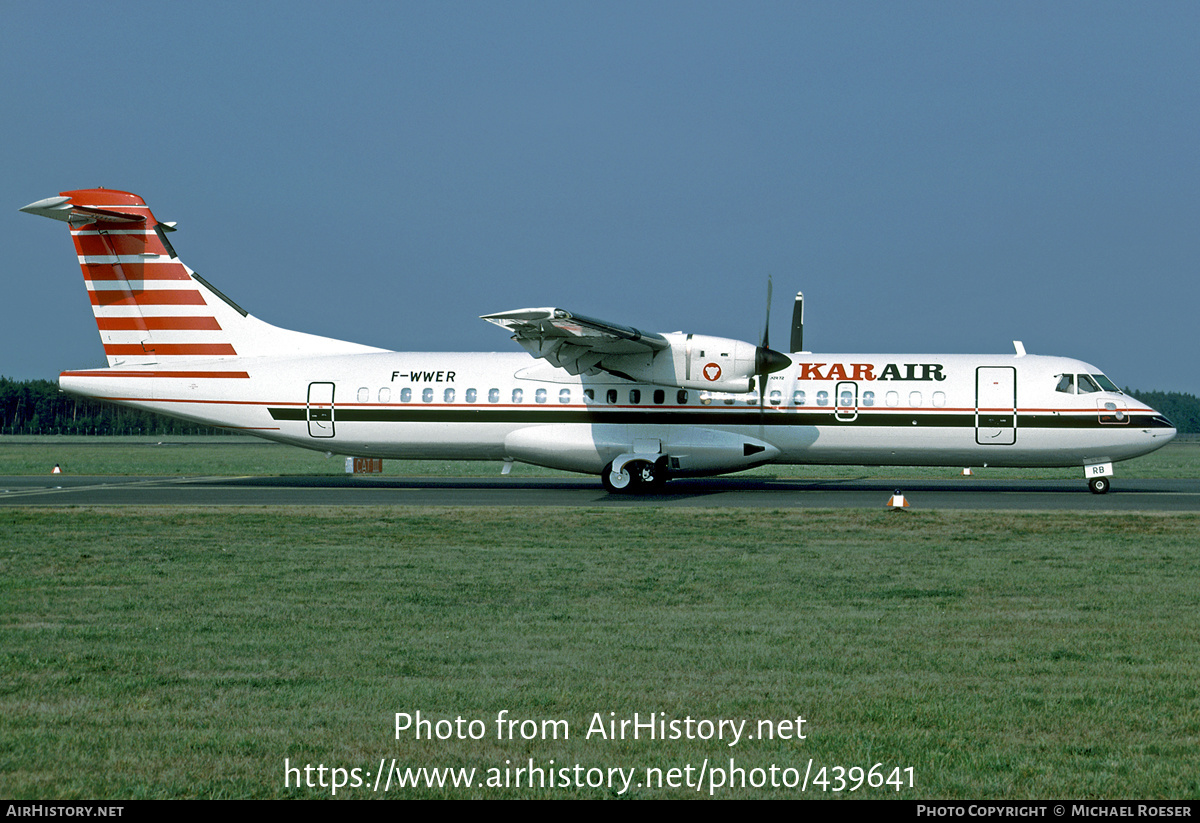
[20,188,1176,494]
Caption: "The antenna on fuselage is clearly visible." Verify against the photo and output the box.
[790,291,804,353]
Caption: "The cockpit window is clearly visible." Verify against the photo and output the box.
[1057,372,1123,395]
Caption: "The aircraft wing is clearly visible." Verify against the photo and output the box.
[482,308,669,376]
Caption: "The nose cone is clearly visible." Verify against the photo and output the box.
[1132,397,1177,445]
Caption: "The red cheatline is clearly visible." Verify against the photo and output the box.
[60,370,250,379]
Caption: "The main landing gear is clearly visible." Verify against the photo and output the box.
[601,459,667,494]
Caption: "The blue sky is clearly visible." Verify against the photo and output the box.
[3,2,1198,394]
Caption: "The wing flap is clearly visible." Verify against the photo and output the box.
[484,307,668,350]
[482,307,670,378]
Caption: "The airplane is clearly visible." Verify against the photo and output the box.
[20,188,1177,494]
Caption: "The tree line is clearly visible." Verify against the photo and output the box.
[0,377,225,436]
[1,376,1197,436]
[1120,389,1200,435]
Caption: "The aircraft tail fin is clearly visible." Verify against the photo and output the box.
[21,189,386,367]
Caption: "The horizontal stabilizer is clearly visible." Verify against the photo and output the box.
[20,195,146,226]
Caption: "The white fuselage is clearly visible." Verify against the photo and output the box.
[60,349,1176,477]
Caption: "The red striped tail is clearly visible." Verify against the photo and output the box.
[23,188,390,367]
[22,189,239,366]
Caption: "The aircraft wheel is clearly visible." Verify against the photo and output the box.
[1088,476,1110,495]
[631,459,666,492]
[601,462,633,493]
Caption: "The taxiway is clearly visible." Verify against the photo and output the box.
[1,475,1198,510]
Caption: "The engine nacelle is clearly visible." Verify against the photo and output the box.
[601,333,789,393]
[504,424,781,477]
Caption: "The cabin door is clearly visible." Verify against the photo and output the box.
[307,382,336,438]
[835,381,859,421]
[975,367,1016,445]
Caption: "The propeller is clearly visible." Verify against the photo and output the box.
[753,275,792,412]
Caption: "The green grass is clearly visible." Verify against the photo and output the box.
[2,507,1198,798]
[1,434,1197,479]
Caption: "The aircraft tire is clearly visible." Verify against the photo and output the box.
[630,459,666,492]
[601,462,633,493]
[1088,476,1110,495]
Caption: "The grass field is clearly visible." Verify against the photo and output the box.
[1,437,1198,799]
[2,506,1199,799]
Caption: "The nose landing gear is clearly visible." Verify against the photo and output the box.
[1084,461,1113,494]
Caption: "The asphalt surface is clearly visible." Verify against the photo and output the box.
[1,474,1198,510]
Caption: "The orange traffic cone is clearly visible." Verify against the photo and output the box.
[962,467,973,476]
[52,464,62,474]
[887,490,909,510]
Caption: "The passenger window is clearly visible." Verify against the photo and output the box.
[909,391,923,407]
[816,391,829,406]
[357,387,369,403]
[488,388,500,403]
[862,391,874,407]
[422,388,434,403]
[1055,374,1075,394]
[606,389,618,404]
[839,390,853,406]
[654,389,665,404]
[466,388,477,403]
[584,389,595,402]
[379,387,391,403]
[769,390,782,405]
[559,388,571,403]
[932,391,946,407]
[401,388,412,403]
[677,390,688,405]
[629,389,641,404]
[512,388,524,403]
[700,391,713,406]
[793,390,806,406]
[886,391,899,407]
[444,388,455,403]
[535,388,547,403]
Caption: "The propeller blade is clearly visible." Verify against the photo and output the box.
[760,275,773,350]
[790,291,804,353]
